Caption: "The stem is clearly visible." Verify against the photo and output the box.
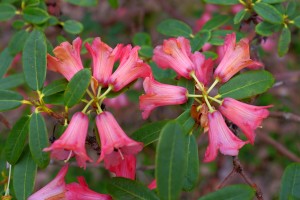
[4,164,12,196]
[206,79,219,94]
[190,72,204,91]
[208,96,223,105]
[82,99,94,114]
[99,85,113,99]
[203,95,214,112]
[194,98,202,104]
[95,102,103,114]
[187,94,203,98]
[21,100,33,105]
[97,86,102,98]
[86,89,94,99]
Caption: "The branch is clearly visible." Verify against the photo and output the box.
[269,111,300,123]
[0,114,10,129]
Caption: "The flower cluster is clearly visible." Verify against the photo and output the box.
[140,33,272,162]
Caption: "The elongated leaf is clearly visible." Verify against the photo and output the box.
[8,30,30,56]
[294,16,300,28]
[64,0,97,6]
[0,3,16,21]
[133,32,152,46]
[13,146,37,200]
[255,21,281,36]
[176,110,195,133]
[178,78,194,110]
[190,31,211,52]
[23,7,49,24]
[108,0,119,9]
[234,9,247,24]
[139,46,153,58]
[183,134,199,191]
[157,19,193,38]
[286,0,297,17]
[278,27,291,57]
[29,112,50,168]
[4,116,30,164]
[198,184,255,200]
[254,2,283,24]
[0,73,25,90]
[204,0,238,5]
[262,0,285,3]
[107,177,159,200]
[22,30,47,90]
[0,90,23,111]
[63,20,84,34]
[219,70,274,100]
[280,163,300,200]
[43,92,65,105]
[156,121,187,200]
[131,120,169,146]
[42,79,68,96]
[201,15,230,31]
[0,48,14,78]
[64,69,91,107]
[203,51,218,60]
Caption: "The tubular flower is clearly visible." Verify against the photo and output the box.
[85,37,123,86]
[109,45,151,91]
[190,52,214,86]
[153,37,195,79]
[204,111,248,162]
[66,177,112,200]
[219,97,272,144]
[105,154,136,180]
[139,76,188,119]
[95,111,143,177]
[214,33,263,83]
[44,112,93,169]
[28,165,68,200]
[47,37,84,81]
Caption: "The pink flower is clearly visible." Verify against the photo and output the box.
[148,179,157,190]
[47,37,84,81]
[95,111,143,177]
[214,33,263,83]
[219,98,272,144]
[139,76,188,119]
[153,37,195,79]
[66,177,112,200]
[105,155,136,180]
[109,45,151,91]
[204,111,248,162]
[190,52,214,86]
[104,93,129,109]
[44,112,92,169]
[85,37,123,87]
[28,165,68,200]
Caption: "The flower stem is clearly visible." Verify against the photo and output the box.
[206,79,219,94]
[99,85,113,99]
[97,86,102,98]
[203,95,214,113]
[190,72,204,91]
[86,89,94,99]
[4,163,11,196]
[187,94,203,98]
[208,96,223,105]
[82,99,94,114]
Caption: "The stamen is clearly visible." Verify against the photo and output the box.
[64,151,73,163]
[118,148,124,160]
[206,79,219,94]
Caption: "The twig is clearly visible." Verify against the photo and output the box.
[257,133,300,162]
[0,114,10,129]
[269,111,300,123]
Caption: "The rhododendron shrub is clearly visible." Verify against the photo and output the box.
[1,0,300,200]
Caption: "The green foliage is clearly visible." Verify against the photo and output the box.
[176,110,195,134]
[280,163,300,200]
[178,78,194,110]
[190,31,211,52]
[8,30,30,56]
[0,73,25,90]
[63,20,84,34]
[107,178,159,200]
[254,2,283,24]
[156,121,187,200]
[133,32,152,46]
[203,0,238,5]
[22,7,49,24]
[0,48,14,78]
[294,16,300,28]
[219,70,275,100]
[0,90,23,111]
[157,19,193,38]
[64,0,98,6]
[201,15,230,31]
[255,21,281,36]
[278,27,291,57]
[42,79,68,96]
[108,0,119,9]
[0,3,16,21]
[233,9,247,24]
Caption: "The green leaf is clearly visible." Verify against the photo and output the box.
[22,30,47,90]
[278,27,291,57]
[131,120,169,146]
[201,14,230,31]
[107,177,159,200]
[29,112,50,168]
[286,0,297,17]
[8,30,30,56]
[4,116,30,164]
[108,0,119,9]
[0,3,16,21]
[25,0,40,6]
[176,110,195,134]
[0,48,14,78]
[63,20,84,34]
[294,16,300,28]
[234,9,247,24]
[255,21,281,36]
[190,31,211,52]
[12,20,26,29]
[156,121,187,200]
[64,69,91,107]
[262,0,285,3]
[202,51,218,60]
[13,146,37,200]
[280,163,300,200]
[254,2,283,24]
[23,7,49,24]
[139,46,153,58]
[0,90,23,111]
[219,70,274,100]
[42,79,68,96]
[43,91,65,105]
[64,0,97,6]
[178,78,194,110]
[183,134,199,191]
[157,19,193,38]
[133,32,152,46]
[0,73,25,90]
[204,0,238,5]
[198,184,255,200]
